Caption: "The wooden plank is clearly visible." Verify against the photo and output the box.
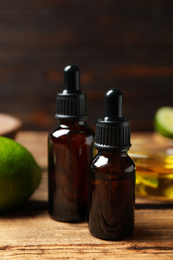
[1,65,173,81]
[0,1,172,48]
[0,1,173,132]
[1,84,172,131]
[0,209,172,259]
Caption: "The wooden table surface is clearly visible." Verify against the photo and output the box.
[0,131,173,259]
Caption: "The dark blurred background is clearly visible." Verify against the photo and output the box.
[0,0,173,132]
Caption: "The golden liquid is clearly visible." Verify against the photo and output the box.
[130,153,173,200]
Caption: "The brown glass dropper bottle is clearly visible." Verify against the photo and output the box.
[48,64,94,222]
[88,88,135,240]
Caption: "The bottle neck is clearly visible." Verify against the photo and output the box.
[96,148,129,157]
[58,118,86,127]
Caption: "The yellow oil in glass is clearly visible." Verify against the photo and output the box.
[130,133,173,201]
[131,151,173,200]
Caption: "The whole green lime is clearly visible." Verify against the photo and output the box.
[154,107,173,138]
[0,136,42,211]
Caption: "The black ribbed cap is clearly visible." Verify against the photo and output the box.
[55,65,87,119]
[95,88,131,150]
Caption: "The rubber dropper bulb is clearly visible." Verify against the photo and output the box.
[63,65,81,94]
[104,89,123,121]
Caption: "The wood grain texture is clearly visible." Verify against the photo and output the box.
[0,1,173,131]
[0,131,169,258]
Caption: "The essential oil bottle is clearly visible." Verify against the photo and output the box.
[88,88,135,240]
[48,65,95,222]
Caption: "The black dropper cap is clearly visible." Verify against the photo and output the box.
[95,88,131,149]
[55,65,87,119]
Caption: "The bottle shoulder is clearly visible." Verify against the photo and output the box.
[50,123,94,134]
[48,121,95,142]
[90,151,135,174]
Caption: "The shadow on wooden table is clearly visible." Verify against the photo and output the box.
[136,203,173,209]
[0,200,48,219]
[131,226,162,242]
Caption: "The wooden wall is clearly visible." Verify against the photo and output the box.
[0,0,173,131]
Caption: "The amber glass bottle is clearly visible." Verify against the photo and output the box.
[88,88,135,240]
[48,65,94,222]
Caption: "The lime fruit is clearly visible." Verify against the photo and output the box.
[154,107,173,138]
[0,136,42,211]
